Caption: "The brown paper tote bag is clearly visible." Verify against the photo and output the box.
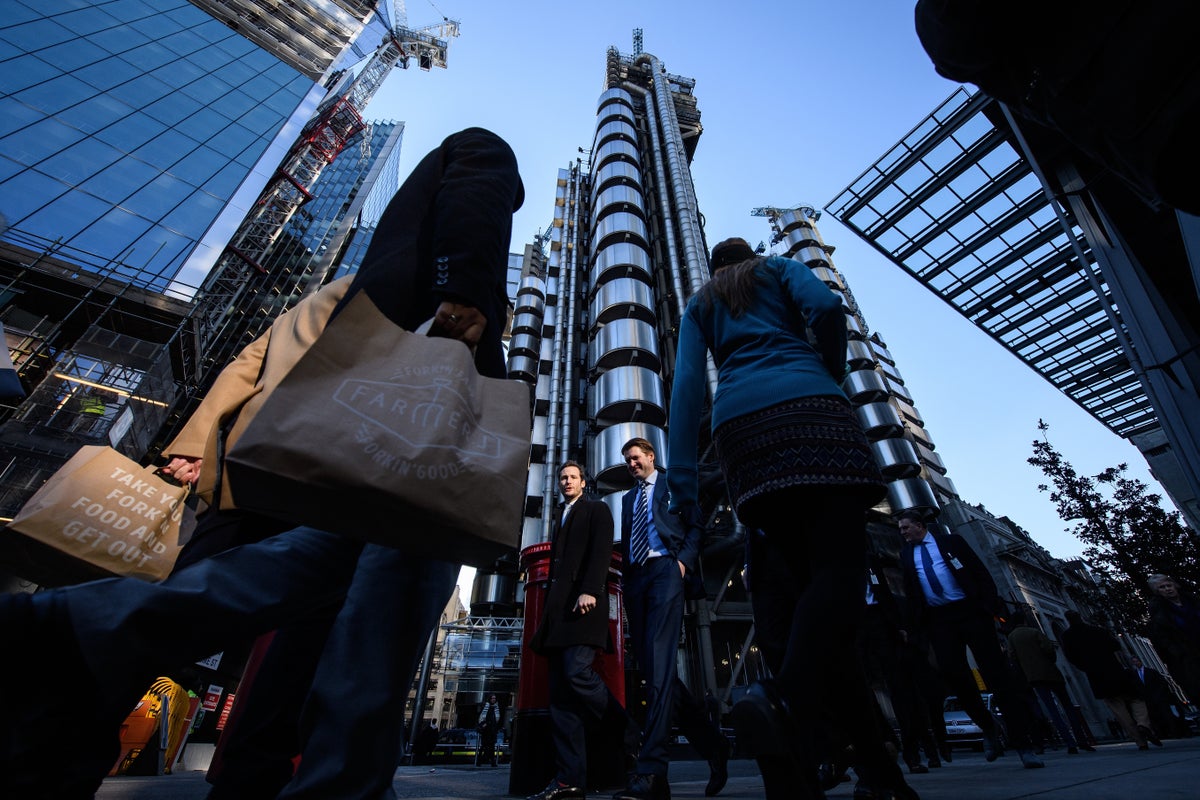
[224,292,532,568]
[8,446,188,581]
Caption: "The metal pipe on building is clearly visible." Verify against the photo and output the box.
[559,167,581,463]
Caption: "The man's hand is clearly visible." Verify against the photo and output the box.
[678,560,686,579]
[162,455,202,485]
[431,301,486,347]
[574,593,598,614]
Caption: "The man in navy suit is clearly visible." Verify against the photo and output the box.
[528,461,631,800]
[614,438,702,800]
[897,510,1044,769]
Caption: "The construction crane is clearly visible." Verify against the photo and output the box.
[751,204,820,244]
[186,8,460,383]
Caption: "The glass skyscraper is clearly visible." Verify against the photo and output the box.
[0,0,323,291]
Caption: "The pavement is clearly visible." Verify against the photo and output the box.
[93,738,1197,799]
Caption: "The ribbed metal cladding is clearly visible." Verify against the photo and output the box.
[810,266,844,290]
[590,278,655,325]
[512,312,541,336]
[774,207,820,235]
[526,461,545,499]
[591,161,641,199]
[915,441,947,473]
[509,333,540,359]
[588,318,661,372]
[886,477,939,514]
[846,314,866,340]
[592,212,649,251]
[856,401,905,440]
[592,185,646,225]
[591,365,667,427]
[594,139,640,170]
[594,119,638,148]
[518,275,546,299]
[592,241,653,287]
[796,245,832,268]
[590,421,668,490]
[600,492,625,535]
[507,354,538,383]
[871,438,922,479]
[842,369,890,404]
[514,292,545,317]
[597,86,635,114]
[784,226,821,252]
[847,340,876,370]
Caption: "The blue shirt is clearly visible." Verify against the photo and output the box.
[912,533,967,606]
[667,255,848,510]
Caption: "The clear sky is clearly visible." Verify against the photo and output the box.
[361,1,1174,595]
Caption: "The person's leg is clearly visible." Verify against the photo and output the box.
[206,612,338,799]
[547,647,592,786]
[1103,697,1146,747]
[627,557,684,781]
[278,544,458,800]
[959,618,1034,752]
[925,615,995,739]
[1032,684,1077,748]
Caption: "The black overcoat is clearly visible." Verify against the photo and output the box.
[530,498,613,653]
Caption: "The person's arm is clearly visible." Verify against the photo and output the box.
[774,256,847,379]
[575,503,614,614]
[667,305,707,512]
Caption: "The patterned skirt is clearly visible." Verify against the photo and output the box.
[713,395,885,522]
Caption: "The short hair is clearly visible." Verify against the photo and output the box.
[621,437,656,457]
[1148,573,1174,590]
[559,460,587,480]
[894,509,927,526]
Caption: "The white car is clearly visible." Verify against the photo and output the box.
[943,693,1007,751]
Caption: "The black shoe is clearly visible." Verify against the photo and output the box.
[907,763,929,774]
[614,773,669,800]
[982,731,1004,763]
[1079,744,1096,752]
[926,757,942,768]
[729,680,794,757]
[1138,726,1163,747]
[937,743,952,763]
[705,736,730,796]
[853,778,921,800]
[1067,746,1079,754]
[529,781,586,800]
[1017,748,1045,769]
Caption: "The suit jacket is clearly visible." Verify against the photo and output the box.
[901,531,1001,630]
[164,277,352,511]
[531,498,614,653]
[618,468,702,575]
[1061,622,1139,700]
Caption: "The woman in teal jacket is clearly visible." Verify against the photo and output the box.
[667,238,913,800]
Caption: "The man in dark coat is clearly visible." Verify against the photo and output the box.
[0,127,525,800]
[614,437,703,800]
[528,461,632,800]
[1147,574,1200,705]
[1061,611,1161,749]
[896,511,1044,768]
[1129,656,1182,738]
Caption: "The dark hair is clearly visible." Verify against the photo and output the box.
[559,460,587,480]
[621,437,655,457]
[895,509,927,526]
[698,245,765,318]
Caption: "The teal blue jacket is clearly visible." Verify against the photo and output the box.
[667,255,848,510]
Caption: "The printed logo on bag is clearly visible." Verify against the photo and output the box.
[62,465,186,570]
[334,373,519,480]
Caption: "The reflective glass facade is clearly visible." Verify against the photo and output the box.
[0,0,317,290]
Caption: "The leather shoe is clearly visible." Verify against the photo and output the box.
[1079,743,1096,752]
[729,680,794,757]
[1017,748,1045,769]
[926,756,942,768]
[705,735,730,796]
[907,763,929,774]
[938,743,953,763]
[982,731,1004,762]
[529,781,585,800]
[613,773,669,800]
[1138,725,1163,747]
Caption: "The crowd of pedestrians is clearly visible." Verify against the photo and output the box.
[2,112,1198,800]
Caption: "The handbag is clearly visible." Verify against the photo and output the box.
[224,292,532,568]
[7,445,189,581]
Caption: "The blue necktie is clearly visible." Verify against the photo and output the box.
[920,541,945,598]
[629,481,651,565]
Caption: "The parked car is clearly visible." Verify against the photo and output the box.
[943,693,1007,751]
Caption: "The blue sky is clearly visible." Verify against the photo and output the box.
[363,0,1172,568]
